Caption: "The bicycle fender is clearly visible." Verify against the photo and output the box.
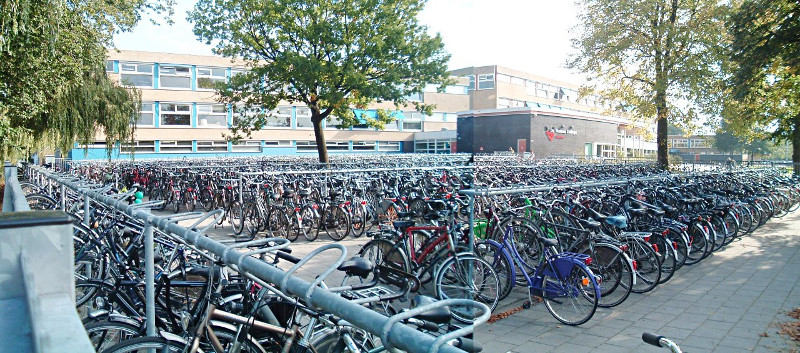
[476,239,516,284]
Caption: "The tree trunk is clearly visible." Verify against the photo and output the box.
[312,116,329,164]
[793,116,800,175]
[655,91,669,170]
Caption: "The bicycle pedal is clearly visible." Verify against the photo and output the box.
[522,301,532,309]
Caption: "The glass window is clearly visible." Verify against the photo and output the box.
[327,141,350,151]
[295,141,317,152]
[160,103,192,126]
[496,74,511,83]
[264,140,292,146]
[121,140,155,153]
[353,141,376,151]
[197,104,228,127]
[159,65,191,89]
[231,141,262,152]
[477,74,495,90]
[511,77,525,86]
[296,106,313,128]
[498,98,510,109]
[325,115,345,130]
[105,61,114,72]
[232,103,260,127]
[402,120,422,131]
[135,103,155,126]
[444,85,468,95]
[119,62,153,87]
[465,75,475,91]
[261,106,291,128]
[159,141,193,153]
[196,140,228,152]
[430,112,445,121]
[196,67,227,90]
[377,141,401,151]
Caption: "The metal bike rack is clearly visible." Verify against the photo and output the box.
[28,165,477,353]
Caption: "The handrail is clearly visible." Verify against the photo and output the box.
[3,162,31,212]
[27,165,475,353]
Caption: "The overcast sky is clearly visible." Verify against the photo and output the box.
[114,0,582,84]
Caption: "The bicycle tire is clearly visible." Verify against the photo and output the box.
[350,203,367,238]
[25,193,58,210]
[684,222,709,265]
[624,236,661,293]
[580,243,633,308]
[200,189,214,212]
[541,262,599,326]
[85,319,142,352]
[434,254,499,324]
[99,336,185,353]
[231,200,245,235]
[475,240,514,301]
[325,206,351,241]
[300,205,318,241]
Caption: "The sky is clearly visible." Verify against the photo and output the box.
[114,0,583,84]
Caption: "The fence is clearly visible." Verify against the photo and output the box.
[1,162,95,352]
[26,165,483,353]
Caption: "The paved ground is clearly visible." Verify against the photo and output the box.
[171,210,800,353]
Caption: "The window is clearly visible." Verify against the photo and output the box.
[119,62,153,87]
[197,104,227,127]
[465,75,475,91]
[444,85,468,95]
[296,106,312,128]
[690,139,709,148]
[159,141,193,153]
[496,74,511,83]
[353,141,376,151]
[477,74,495,90]
[196,67,227,90]
[498,98,510,109]
[264,140,292,147]
[232,141,262,152]
[671,139,689,148]
[159,65,191,89]
[511,77,525,86]
[197,140,228,152]
[232,103,260,127]
[377,141,401,151]
[327,141,350,151]
[325,115,345,130]
[295,141,317,152]
[135,103,155,126]
[121,140,155,153]
[430,112,445,121]
[405,92,422,102]
[402,120,422,131]
[258,106,291,128]
[105,61,114,72]
[160,103,192,126]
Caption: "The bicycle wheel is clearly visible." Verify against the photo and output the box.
[359,238,411,273]
[665,228,688,271]
[269,208,294,241]
[200,189,214,211]
[309,327,375,353]
[242,202,259,237]
[184,190,196,212]
[475,240,514,301]
[99,336,185,353]
[231,201,245,235]
[325,206,351,241]
[172,192,180,213]
[85,320,141,352]
[300,205,318,241]
[540,262,599,326]
[207,326,268,353]
[684,222,709,265]
[648,234,676,284]
[580,243,633,308]
[434,254,499,323]
[150,188,166,211]
[350,203,367,238]
[25,193,58,210]
[625,237,661,293]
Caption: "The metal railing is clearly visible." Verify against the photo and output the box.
[27,165,482,353]
[3,162,31,212]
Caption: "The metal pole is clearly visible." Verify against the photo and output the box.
[83,194,91,228]
[143,222,156,337]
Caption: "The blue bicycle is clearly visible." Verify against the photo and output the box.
[476,222,601,325]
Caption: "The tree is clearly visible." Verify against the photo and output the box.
[189,0,451,163]
[713,121,743,155]
[726,0,800,173]
[569,0,728,169]
[0,0,173,162]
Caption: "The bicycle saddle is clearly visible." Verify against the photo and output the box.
[392,220,415,230]
[337,257,374,279]
[605,215,628,229]
[396,212,414,218]
[578,218,601,229]
[538,236,559,247]
[410,295,452,324]
[298,189,311,197]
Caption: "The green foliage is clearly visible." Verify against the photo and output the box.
[0,0,172,162]
[189,0,451,163]
[725,0,800,172]
[569,0,729,168]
